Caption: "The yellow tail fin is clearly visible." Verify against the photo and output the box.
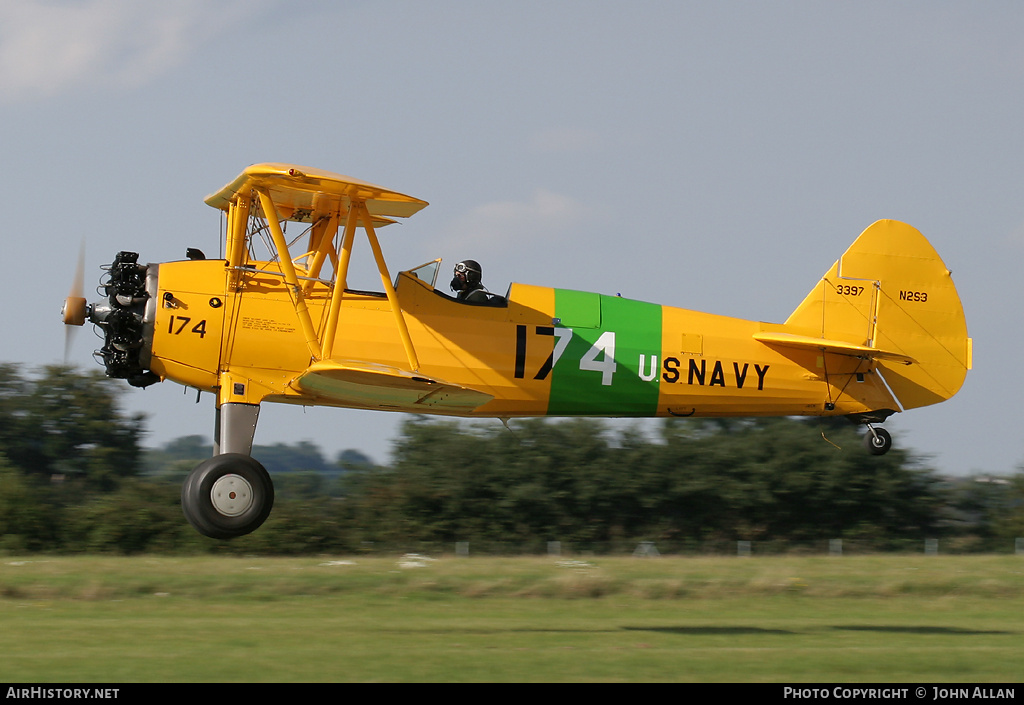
[785,220,971,410]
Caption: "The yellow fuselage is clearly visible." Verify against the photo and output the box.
[146,258,896,421]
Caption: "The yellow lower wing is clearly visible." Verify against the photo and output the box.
[291,360,493,413]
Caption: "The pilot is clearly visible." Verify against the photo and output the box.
[450,259,489,302]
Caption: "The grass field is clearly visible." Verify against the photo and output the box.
[0,554,1021,682]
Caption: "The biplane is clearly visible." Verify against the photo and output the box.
[61,163,972,539]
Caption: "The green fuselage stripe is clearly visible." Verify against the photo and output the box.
[547,290,662,416]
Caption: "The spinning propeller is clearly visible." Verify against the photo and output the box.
[61,241,88,362]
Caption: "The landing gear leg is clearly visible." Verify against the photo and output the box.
[214,402,261,455]
[182,402,274,539]
[863,424,893,456]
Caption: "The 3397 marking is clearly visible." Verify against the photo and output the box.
[167,315,208,339]
[835,284,865,296]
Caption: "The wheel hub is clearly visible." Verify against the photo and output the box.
[210,474,254,517]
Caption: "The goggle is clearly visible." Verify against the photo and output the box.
[454,263,480,274]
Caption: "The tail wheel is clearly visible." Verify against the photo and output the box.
[863,426,893,456]
[182,453,274,539]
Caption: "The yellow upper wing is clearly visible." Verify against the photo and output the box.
[204,163,428,224]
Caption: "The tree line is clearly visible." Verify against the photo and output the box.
[0,364,1021,555]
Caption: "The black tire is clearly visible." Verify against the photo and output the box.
[181,453,274,539]
[864,427,892,456]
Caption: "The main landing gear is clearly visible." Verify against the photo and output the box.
[181,402,275,539]
[181,454,274,539]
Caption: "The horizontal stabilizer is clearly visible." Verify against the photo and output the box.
[753,331,916,365]
[292,360,493,413]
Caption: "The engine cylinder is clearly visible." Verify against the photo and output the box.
[93,252,160,388]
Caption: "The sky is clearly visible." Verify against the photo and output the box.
[2,1,1020,475]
